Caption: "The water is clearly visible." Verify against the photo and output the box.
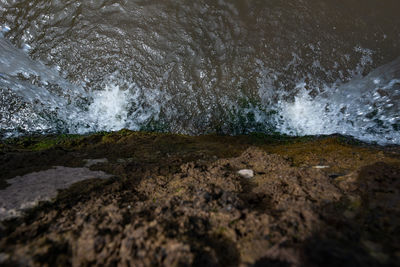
[1,0,400,144]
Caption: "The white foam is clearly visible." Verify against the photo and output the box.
[276,89,334,136]
[0,35,164,136]
[87,84,131,131]
[0,32,399,145]
[274,62,400,145]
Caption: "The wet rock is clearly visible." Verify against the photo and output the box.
[84,158,108,167]
[0,166,112,220]
[0,253,9,263]
[0,132,399,266]
[116,158,133,163]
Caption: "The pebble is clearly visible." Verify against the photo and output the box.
[237,169,254,179]
[312,165,330,169]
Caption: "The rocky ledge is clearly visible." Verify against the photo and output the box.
[0,130,399,266]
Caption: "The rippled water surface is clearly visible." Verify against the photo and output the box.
[1,0,400,143]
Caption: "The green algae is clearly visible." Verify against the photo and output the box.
[1,129,398,194]
[1,134,82,151]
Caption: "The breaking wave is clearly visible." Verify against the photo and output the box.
[1,0,400,144]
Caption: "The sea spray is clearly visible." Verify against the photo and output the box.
[1,0,400,144]
[1,34,399,144]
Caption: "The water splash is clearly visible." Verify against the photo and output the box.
[275,57,400,144]
[0,36,163,137]
[1,0,400,144]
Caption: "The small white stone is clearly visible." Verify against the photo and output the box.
[237,169,254,179]
[312,165,330,169]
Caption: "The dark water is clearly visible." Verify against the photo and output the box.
[1,0,400,143]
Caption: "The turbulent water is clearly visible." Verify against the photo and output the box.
[1,0,400,144]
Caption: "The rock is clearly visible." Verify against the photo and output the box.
[0,166,112,220]
[328,173,343,179]
[117,158,134,164]
[237,169,254,179]
[1,132,400,266]
[84,158,108,167]
[343,210,355,219]
[0,252,10,263]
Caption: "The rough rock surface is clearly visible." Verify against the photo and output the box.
[0,131,399,266]
[0,166,112,220]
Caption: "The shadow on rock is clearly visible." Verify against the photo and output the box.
[302,162,400,267]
